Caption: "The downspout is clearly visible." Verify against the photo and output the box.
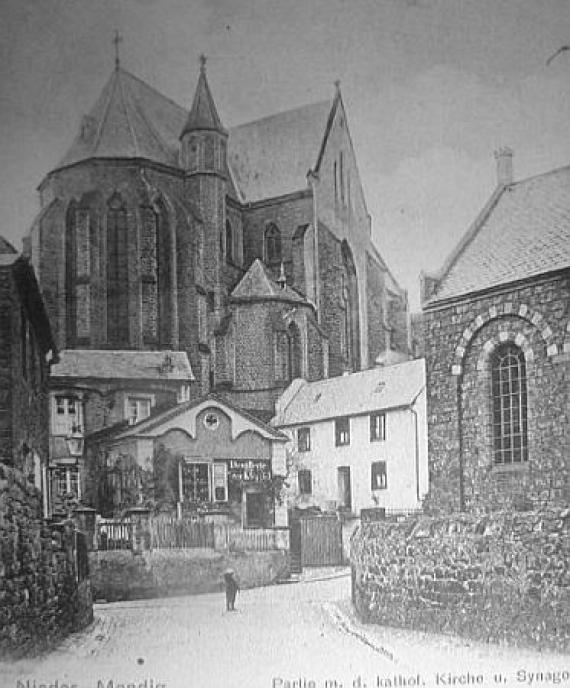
[409,385,425,506]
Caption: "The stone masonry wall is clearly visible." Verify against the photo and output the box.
[0,465,93,659]
[89,548,289,602]
[351,508,570,652]
[422,274,569,514]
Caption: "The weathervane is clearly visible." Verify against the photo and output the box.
[546,45,570,66]
[113,30,123,70]
[200,54,207,73]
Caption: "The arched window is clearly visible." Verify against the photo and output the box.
[225,220,233,264]
[265,223,281,264]
[492,343,528,465]
[107,193,129,346]
[65,199,92,344]
[288,322,302,380]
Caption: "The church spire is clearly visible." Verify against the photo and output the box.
[180,55,226,138]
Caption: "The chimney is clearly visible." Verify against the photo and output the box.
[494,147,514,186]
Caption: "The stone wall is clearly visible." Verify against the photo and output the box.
[89,547,290,602]
[350,508,570,652]
[0,465,93,659]
[422,274,570,514]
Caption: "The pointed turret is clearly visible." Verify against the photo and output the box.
[179,55,228,175]
[180,55,226,137]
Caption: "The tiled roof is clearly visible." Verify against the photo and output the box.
[55,67,333,204]
[273,358,425,427]
[228,100,332,201]
[231,259,309,305]
[431,166,570,303]
[50,349,194,381]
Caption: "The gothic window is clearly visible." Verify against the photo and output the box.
[265,223,281,264]
[141,206,159,343]
[226,220,233,264]
[274,331,290,382]
[288,322,302,380]
[107,193,129,346]
[204,136,215,169]
[492,343,528,465]
[339,152,345,205]
[65,200,93,343]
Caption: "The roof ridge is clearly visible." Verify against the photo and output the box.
[509,163,570,187]
[117,69,140,156]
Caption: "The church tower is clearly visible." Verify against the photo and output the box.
[179,56,229,392]
[180,56,228,288]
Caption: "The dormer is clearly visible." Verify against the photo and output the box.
[179,55,228,176]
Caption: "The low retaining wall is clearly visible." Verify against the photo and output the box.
[89,548,290,601]
[350,507,570,652]
[0,465,93,659]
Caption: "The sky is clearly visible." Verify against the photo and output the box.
[1,0,569,309]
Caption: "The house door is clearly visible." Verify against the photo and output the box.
[245,491,265,528]
[337,466,352,511]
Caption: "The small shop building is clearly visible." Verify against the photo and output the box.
[85,394,289,527]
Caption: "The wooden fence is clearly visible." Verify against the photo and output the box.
[95,517,289,552]
[149,516,215,549]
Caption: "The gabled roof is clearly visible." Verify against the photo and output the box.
[228,99,332,202]
[50,349,194,381]
[231,258,309,305]
[273,358,425,427]
[428,166,570,304]
[180,60,226,137]
[105,393,288,442]
[57,68,187,170]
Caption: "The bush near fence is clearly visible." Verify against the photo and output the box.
[350,507,570,653]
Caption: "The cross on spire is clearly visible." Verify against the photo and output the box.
[113,30,123,70]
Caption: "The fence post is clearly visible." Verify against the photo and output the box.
[72,506,98,550]
[125,506,151,552]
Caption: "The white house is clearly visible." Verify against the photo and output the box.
[272,359,428,515]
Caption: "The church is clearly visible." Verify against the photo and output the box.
[24,52,409,514]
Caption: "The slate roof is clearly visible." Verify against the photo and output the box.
[57,68,187,170]
[228,100,332,202]
[0,236,17,255]
[231,258,310,305]
[273,358,425,427]
[180,62,226,136]
[55,67,334,204]
[51,349,194,381]
[430,166,570,303]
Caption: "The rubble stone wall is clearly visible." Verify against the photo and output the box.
[0,465,93,659]
[350,508,570,652]
[89,547,290,601]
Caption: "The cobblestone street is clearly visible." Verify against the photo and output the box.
[1,572,568,688]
